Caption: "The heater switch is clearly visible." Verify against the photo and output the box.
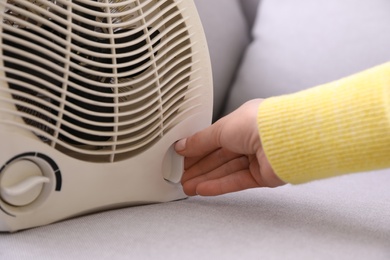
[163,145,184,184]
[0,160,49,207]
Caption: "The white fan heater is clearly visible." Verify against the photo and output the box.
[0,0,212,232]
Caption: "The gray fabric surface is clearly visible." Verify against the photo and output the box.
[1,169,389,259]
[194,0,251,119]
[224,0,390,114]
[239,0,261,28]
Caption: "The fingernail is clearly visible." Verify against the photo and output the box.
[175,138,187,151]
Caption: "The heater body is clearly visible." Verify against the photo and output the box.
[0,0,212,232]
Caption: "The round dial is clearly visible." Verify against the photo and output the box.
[0,160,49,206]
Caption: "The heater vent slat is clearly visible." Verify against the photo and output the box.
[0,0,207,162]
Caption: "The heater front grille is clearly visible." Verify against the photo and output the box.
[0,0,205,162]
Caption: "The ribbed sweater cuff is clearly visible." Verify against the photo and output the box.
[258,63,390,184]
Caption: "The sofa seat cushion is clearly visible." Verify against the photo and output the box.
[2,169,389,259]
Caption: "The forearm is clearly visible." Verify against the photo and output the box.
[258,63,390,184]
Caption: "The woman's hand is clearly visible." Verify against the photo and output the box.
[175,99,285,196]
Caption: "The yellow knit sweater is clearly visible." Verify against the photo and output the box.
[258,63,390,184]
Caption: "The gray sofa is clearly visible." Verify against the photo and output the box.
[2,1,390,259]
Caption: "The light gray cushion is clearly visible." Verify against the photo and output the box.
[194,0,251,119]
[2,169,389,259]
[224,0,390,114]
[239,0,261,28]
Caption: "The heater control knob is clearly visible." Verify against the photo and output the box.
[163,145,184,184]
[0,160,49,207]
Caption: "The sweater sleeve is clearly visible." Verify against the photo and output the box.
[257,63,390,184]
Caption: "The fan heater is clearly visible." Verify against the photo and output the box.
[0,0,212,232]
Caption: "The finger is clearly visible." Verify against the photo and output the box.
[182,148,243,182]
[174,120,224,157]
[195,170,261,196]
[182,156,249,196]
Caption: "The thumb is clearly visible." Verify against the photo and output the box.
[174,138,187,153]
[174,121,223,157]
